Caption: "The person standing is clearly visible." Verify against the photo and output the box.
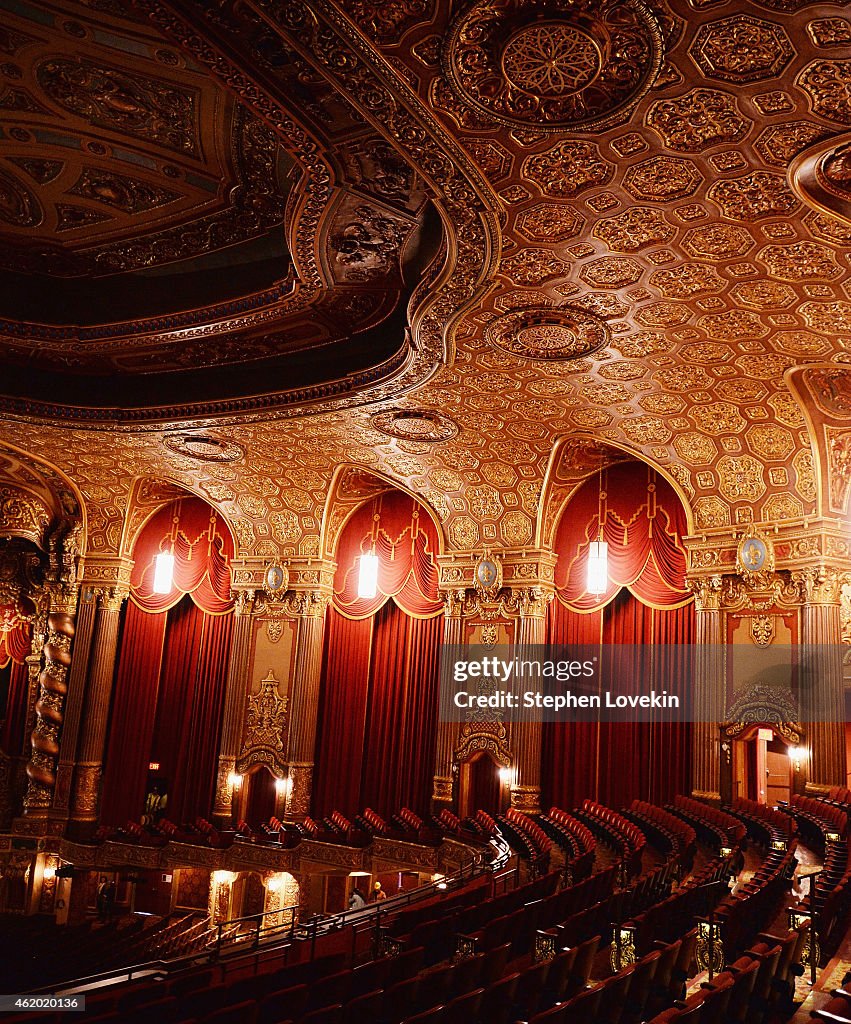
[371,882,387,903]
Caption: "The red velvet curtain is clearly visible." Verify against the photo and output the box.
[543,593,694,809]
[333,492,442,619]
[360,602,442,817]
[554,464,690,611]
[0,660,29,756]
[0,604,31,757]
[314,609,373,818]
[101,602,168,825]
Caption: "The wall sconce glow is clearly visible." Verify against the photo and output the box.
[153,551,175,594]
[213,870,235,885]
[267,874,283,892]
[43,865,56,881]
[357,553,379,599]
[789,746,807,771]
[498,767,512,785]
[228,772,243,789]
[586,540,608,595]
[275,777,291,796]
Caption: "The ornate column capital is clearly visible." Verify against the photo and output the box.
[686,574,723,612]
[281,590,332,618]
[791,565,848,605]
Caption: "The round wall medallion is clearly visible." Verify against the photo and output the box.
[163,434,244,463]
[444,0,663,131]
[371,409,459,443]
[485,307,610,361]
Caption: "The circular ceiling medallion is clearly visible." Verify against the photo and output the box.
[501,22,602,98]
[371,409,459,443]
[485,307,610,361]
[444,0,663,131]
[163,434,244,462]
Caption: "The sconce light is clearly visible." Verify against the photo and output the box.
[267,874,283,893]
[789,746,807,772]
[357,552,379,599]
[275,777,292,797]
[498,767,512,786]
[153,551,175,595]
[213,870,235,885]
[43,865,56,881]
[228,772,243,790]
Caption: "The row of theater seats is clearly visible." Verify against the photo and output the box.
[648,926,805,1024]
[667,796,747,851]
[727,797,797,845]
[577,799,647,877]
[624,801,697,871]
[523,934,693,1024]
[626,854,733,954]
[714,837,797,958]
[538,807,596,875]
[551,861,675,949]
[788,794,848,844]
[497,808,553,873]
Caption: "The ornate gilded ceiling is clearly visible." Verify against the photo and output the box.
[2,0,851,563]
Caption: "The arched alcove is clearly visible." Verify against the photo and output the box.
[543,460,695,809]
[101,495,235,826]
[314,488,443,818]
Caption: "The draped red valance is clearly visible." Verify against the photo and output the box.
[131,498,234,614]
[333,492,442,619]
[554,463,690,611]
[0,605,31,665]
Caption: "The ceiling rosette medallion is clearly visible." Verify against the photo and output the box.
[789,133,851,227]
[371,409,459,443]
[485,307,610,361]
[443,0,664,131]
[163,435,245,463]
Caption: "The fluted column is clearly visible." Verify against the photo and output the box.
[432,591,464,809]
[212,591,255,825]
[284,591,330,819]
[688,576,723,802]
[23,588,77,816]
[795,568,845,790]
[509,590,550,814]
[70,588,127,822]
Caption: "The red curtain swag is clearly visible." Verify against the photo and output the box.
[130,498,234,615]
[0,604,31,664]
[333,492,442,619]
[553,464,690,611]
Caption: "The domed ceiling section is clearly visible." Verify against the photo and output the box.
[4,0,851,557]
[0,0,436,418]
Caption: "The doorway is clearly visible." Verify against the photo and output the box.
[731,725,792,805]
[457,751,505,818]
[242,767,277,826]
